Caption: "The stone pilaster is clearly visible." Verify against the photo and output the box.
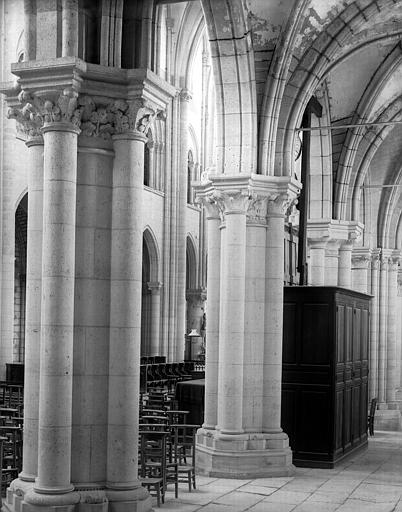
[369,249,381,401]
[378,251,391,407]
[386,251,400,406]
[147,281,162,356]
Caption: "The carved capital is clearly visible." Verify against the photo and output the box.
[111,98,157,136]
[352,254,371,269]
[247,193,268,225]
[8,88,82,137]
[266,191,297,218]
[214,189,250,216]
[77,95,115,140]
[196,193,222,220]
[147,281,162,293]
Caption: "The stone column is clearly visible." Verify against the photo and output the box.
[195,175,297,478]
[338,241,353,288]
[33,118,80,498]
[386,252,400,405]
[308,239,327,285]
[147,141,155,189]
[175,89,191,361]
[325,241,340,286]
[71,142,113,488]
[19,136,44,484]
[263,195,289,434]
[106,124,150,509]
[397,271,402,391]
[378,253,389,406]
[216,190,248,435]
[352,251,370,293]
[369,250,380,400]
[243,199,266,433]
[197,198,221,431]
[61,0,79,57]
[147,281,162,356]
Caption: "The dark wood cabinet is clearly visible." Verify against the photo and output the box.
[282,286,371,468]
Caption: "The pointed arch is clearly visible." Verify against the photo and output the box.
[143,226,160,282]
[186,234,198,291]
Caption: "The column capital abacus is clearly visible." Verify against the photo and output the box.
[339,240,354,251]
[308,237,329,250]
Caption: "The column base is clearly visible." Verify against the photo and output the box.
[375,408,402,431]
[2,482,152,512]
[196,428,295,479]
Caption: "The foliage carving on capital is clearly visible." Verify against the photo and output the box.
[77,96,115,139]
[195,192,222,220]
[266,191,297,217]
[215,189,250,216]
[7,88,82,137]
[111,98,158,136]
[247,193,268,224]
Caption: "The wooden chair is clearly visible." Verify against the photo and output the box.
[368,397,377,436]
[138,430,167,506]
[171,424,198,492]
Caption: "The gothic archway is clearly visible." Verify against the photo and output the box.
[14,193,28,363]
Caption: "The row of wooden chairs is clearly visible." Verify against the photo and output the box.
[140,363,193,392]
[139,423,198,506]
[138,390,199,506]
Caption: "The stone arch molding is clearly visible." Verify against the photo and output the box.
[276,0,402,178]
[143,226,161,284]
[7,89,164,140]
[336,44,402,220]
[200,0,257,175]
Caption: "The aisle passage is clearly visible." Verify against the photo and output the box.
[154,431,402,511]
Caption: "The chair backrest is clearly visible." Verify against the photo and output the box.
[171,424,198,464]
[138,430,169,481]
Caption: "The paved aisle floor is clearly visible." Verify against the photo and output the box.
[154,431,402,511]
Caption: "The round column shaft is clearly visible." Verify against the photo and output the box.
[386,256,399,404]
[263,203,286,433]
[217,206,246,434]
[378,256,389,406]
[107,133,146,490]
[369,253,380,400]
[35,122,79,494]
[20,137,44,482]
[202,209,221,430]
[243,220,266,432]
